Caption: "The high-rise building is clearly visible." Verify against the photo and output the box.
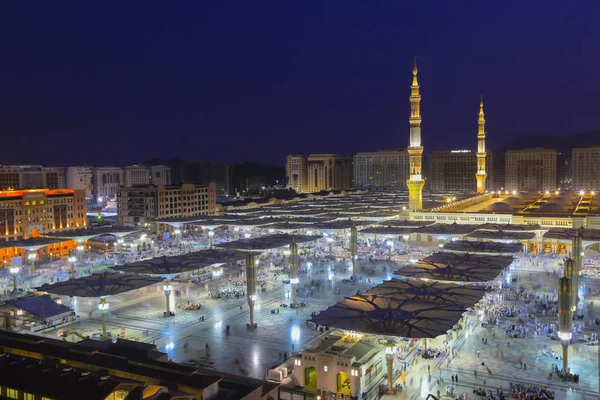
[92,166,123,202]
[306,154,353,192]
[149,165,171,186]
[66,166,94,201]
[0,188,87,240]
[122,165,151,187]
[353,149,409,190]
[558,151,573,190]
[429,150,494,192]
[117,183,216,226]
[505,148,557,192]
[286,155,308,193]
[0,165,65,190]
[572,147,600,191]
[122,165,171,188]
[406,57,425,210]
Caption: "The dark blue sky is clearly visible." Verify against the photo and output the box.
[1,1,599,166]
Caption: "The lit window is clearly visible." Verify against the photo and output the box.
[324,366,328,372]
[6,388,18,399]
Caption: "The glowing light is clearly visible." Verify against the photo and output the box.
[244,233,251,239]
[165,342,175,350]
[579,190,585,196]
[291,326,300,342]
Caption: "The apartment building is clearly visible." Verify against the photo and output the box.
[0,165,66,190]
[572,147,600,191]
[306,154,353,192]
[429,150,495,192]
[353,149,409,191]
[117,183,216,226]
[93,166,123,201]
[286,155,308,193]
[66,166,94,201]
[505,148,557,192]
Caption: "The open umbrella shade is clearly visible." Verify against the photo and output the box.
[260,222,313,232]
[309,295,467,338]
[216,234,321,251]
[359,227,416,236]
[45,226,140,241]
[441,240,523,255]
[113,249,249,275]
[113,255,212,275]
[0,237,66,251]
[422,252,514,270]
[37,272,164,298]
[475,223,540,231]
[308,220,375,230]
[376,220,435,228]
[543,228,600,242]
[466,231,535,241]
[362,279,487,307]
[395,261,504,283]
[416,223,477,236]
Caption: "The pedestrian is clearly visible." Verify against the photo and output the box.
[452,375,454,384]
[455,374,458,383]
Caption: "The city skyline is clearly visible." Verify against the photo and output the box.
[2,2,599,166]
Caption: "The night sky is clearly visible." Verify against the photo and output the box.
[2,1,599,166]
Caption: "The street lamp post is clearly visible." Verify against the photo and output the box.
[9,266,19,292]
[68,255,77,277]
[208,230,215,248]
[402,235,410,252]
[98,298,109,339]
[386,240,393,261]
[163,283,172,316]
[326,237,333,255]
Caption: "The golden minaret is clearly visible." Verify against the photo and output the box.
[406,56,425,211]
[475,95,487,193]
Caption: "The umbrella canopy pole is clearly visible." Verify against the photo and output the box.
[246,253,257,329]
[98,298,109,340]
[290,241,299,306]
[350,226,358,278]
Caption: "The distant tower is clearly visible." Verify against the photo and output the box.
[406,57,425,211]
[475,96,487,193]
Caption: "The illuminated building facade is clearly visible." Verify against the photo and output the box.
[406,57,425,211]
[572,147,600,191]
[307,154,353,192]
[429,150,494,193]
[118,183,216,227]
[353,149,409,190]
[286,155,308,193]
[0,188,87,241]
[505,148,557,192]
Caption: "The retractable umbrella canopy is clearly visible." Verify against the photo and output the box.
[394,261,504,283]
[45,227,140,241]
[0,237,66,251]
[216,233,321,251]
[441,240,523,255]
[309,294,467,338]
[37,272,164,298]
[363,279,486,307]
[466,230,535,241]
[422,252,514,270]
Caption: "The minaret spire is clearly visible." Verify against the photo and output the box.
[406,56,425,211]
[475,95,487,193]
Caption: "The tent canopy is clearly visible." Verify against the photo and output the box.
[466,231,535,241]
[0,237,67,251]
[7,295,72,319]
